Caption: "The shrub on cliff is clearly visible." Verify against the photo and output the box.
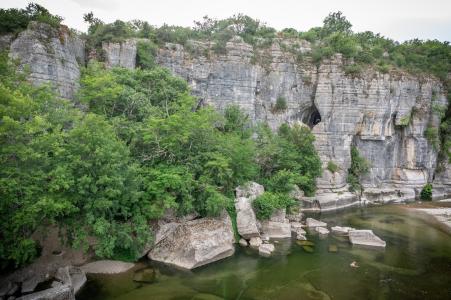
[252,192,295,220]
[0,3,63,35]
[420,183,433,201]
[347,146,370,193]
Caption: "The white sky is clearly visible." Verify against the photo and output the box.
[2,0,450,42]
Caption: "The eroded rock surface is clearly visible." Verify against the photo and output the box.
[8,22,84,99]
[149,213,234,269]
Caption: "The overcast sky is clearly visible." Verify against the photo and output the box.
[2,0,450,42]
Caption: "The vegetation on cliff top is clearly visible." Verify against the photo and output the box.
[0,3,63,35]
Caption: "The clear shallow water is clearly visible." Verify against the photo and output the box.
[78,205,451,300]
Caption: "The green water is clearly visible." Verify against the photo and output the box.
[78,205,451,300]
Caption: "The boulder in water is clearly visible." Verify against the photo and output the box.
[149,212,235,269]
[349,230,386,248]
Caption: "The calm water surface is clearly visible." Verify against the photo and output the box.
[78,204,451,300]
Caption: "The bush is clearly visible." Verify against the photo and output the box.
[327,161,339,173]
[347,146,370,192]
[0,3,63,35]
[425,126,440,150]
[420,183,432,201]
[344,63,362,77]
[136,40,157,69]
[274,96,288,112]
[252,192,295,220]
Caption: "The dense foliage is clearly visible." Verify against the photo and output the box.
[252,192,295,220]
[0,3,63,35]
[0,49,322,268]
[420,183,433,201]
[347,146,370,193]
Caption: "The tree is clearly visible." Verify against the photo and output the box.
[322,11,352,36]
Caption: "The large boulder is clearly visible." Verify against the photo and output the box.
[260,220,291,238]
[235,197,260,238]
[148,213,235,269]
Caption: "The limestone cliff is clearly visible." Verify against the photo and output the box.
[153,39,450,205]
[2,24,449,207]
[3,22,84,100]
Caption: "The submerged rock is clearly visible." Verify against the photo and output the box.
[349,230,386,248]
[258,243,275,256]
[149,213,235,269]
[133,268,157,283]
[302,245,314,253]
[296,240,315,247]
[328,244,338,253]
[81,260,135,274]
[306,218,327,228]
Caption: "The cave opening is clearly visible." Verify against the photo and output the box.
[302,105,321,129]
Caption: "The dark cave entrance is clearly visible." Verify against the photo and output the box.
[302,105,321,128]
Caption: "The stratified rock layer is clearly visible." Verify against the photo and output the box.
[8,22,84,99]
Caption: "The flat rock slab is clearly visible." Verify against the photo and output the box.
[331,226,355,235]
[81,260,135,274]
[349,230,386,248]
[315,227,329,235]
[416,208,451,232]
[306,218,327,228]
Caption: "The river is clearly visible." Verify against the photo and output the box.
[78,204,451,300]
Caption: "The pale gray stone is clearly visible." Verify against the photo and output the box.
[148,213,235,269]
[258,243,275,256]
[349,230,386,248]
[249,237,262,248]
[238,238,248,247]
[306,218,327,228]
[260,220,291,238]
[81,260,134,274]
[235,197,260,238]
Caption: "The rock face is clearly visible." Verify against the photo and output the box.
[7,22,84,99]
[154,39,449,204]
[148,213,235,269]
[102,39,137,69]
[349,230,386,248]
[3,25,450,207]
